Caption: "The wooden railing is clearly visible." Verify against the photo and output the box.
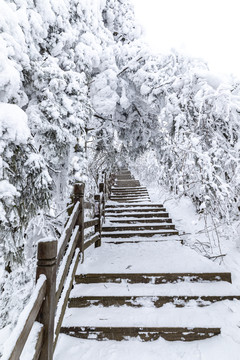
[2,175,108,360]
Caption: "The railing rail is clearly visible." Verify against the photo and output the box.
[3,171,109,360]
[2,275,47,360]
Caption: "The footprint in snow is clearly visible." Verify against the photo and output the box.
[126,265,132,269]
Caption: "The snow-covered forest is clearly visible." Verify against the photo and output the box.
[1,0,240,348]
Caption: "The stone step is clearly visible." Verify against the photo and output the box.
[102,230,179,237]
[102,224,176,232]
[75,272,232,284]
[60,326,220,341]
[68,295,240,308]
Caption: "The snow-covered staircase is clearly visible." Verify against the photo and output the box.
[102,171,178,239]
[58,169,240,345]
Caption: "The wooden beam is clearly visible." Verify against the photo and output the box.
[60,326,221,341]
[36,239,57,360]
[54,250,80,351]
[2,277,46,360]
[68,295,240,308]
[75,272,232,284]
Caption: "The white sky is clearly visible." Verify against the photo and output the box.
[131,0,240,78]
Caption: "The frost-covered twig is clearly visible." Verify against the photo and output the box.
[117,57,143,77]
[206,253,227,260]
[45,204,73,220]
[46,164,61,174]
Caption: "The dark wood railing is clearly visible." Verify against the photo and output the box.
[3,173,108,360]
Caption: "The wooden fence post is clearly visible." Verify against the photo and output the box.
[94,194,102,248]
[73,183,85,261]
[36,239,57,360]
[106,173,114,198]
[99,182,106,224]
[99,182,104,193]
[103,171,107,198]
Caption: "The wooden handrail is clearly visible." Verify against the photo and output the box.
[57,201,80,267]
[54,249,80,350]
[4,172,110,360]
[56,226,79,303]
[84,218,99,229]
[84,232,100,250]
[2,275,46,360]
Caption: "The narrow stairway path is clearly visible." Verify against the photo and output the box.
[54,169,240,359]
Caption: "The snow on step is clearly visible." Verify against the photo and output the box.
[111,186,146,190]
[54,331,240,360]
[55,170,240,357]
[109,200,151,204]
[110,200,150,204]
[102,223,175,231]
[70,282,239,297]
[105,212,170,218]
[101,230,179,238]
[111,194,149,197]
[105,205,165,210]
[105,204,163,208]
[76,242,228,274]
[61,302,240,329]
[111,190,149,194]
[105,209,167,213]
[107,218,173,224]
[103,238,182,245]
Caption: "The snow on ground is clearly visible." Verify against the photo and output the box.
[54,186,240,360]
[74,241,227,274]
[54,332,240,360]
[146,183,240,285]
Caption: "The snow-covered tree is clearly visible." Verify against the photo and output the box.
[1,0,240,335]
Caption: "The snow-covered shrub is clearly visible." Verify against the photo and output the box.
[0,103,51,268]
[0,0,125,330]
[157,63,240,225]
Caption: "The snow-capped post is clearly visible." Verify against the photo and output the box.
[99,181,105,223]
[36,238,57,360]
[94,193,102,248]
[73,183,85,258]
[107,173,115,198]
[99,182,104,193]
[103,171,107,200]
[102,170,107,198]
